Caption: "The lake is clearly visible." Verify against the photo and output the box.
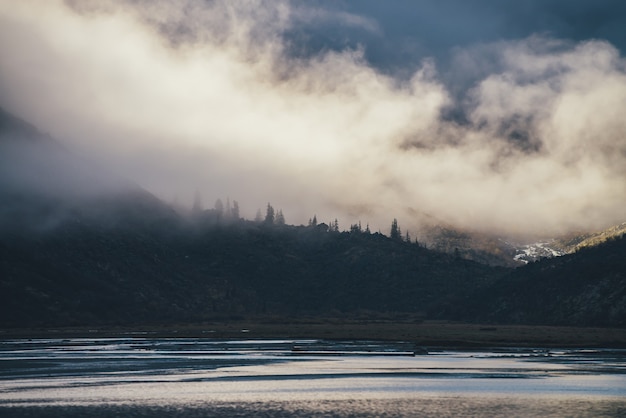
[1,337,625,417]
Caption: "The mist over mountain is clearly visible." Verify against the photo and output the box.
[0,112,494,326]
[1,108,625,328]
[0,2,625,330]
[1,1,625,239]
[0,108,175,234]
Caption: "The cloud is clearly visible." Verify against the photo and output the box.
[0,0,625,237]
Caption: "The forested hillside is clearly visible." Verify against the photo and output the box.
[474,235,626,326]
[3,209,624,328]
[0,216,502,327]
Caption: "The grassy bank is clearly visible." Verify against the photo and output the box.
[2,318,626,348]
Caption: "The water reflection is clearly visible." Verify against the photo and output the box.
[1,338,625,416]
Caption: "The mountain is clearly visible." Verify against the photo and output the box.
[0,108,177,231]
[417,224,521,267]
[418,220,626,267]
[4,210,623,328]
[475,234,626,326]
[0,108,502,327]
[553,223,626,253]
[0,218,505,327]
[504,223,626,264]
[1,109,624,329]
[510,240,565,264]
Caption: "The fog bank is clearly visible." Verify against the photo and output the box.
[1,0,625,237]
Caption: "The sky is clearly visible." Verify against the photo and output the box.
[0,0,625,238]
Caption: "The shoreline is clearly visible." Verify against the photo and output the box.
[2,319,626,348]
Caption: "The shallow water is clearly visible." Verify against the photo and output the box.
[1,338,625,416]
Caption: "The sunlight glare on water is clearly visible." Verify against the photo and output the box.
[1,338,625,417]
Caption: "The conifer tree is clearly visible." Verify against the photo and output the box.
[275,209,285,225]
[390,218,402,240]
[215,199,224,219]
[192,190,203,214]
[232,200,240,220]
[225,197,232,218]
[265,203,275,224]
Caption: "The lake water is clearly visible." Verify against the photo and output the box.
[1,337,625,417]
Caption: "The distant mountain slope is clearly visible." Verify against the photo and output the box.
[507,222,626,264]
[476,235,626,326]
[0,107,41,136]
[418,224,520,267]
[0,108,177,230]
[554,223,626,253]
[419,220,626,266]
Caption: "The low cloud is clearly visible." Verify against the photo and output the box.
[0,0,624,237]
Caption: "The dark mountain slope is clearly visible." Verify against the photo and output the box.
[0,220,502,327]
[476,235,626,326]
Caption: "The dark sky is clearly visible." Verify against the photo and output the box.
[283,0,626,85]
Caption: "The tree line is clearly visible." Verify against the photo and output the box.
[190,196,416,243]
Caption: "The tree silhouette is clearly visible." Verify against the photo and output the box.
[225,198,232,218]
[232,200,240,220]
[350,222,362,233]
[390,218,402,240]
[265,203,275,224]
[215,199,224,219]
[276,209,285,226]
